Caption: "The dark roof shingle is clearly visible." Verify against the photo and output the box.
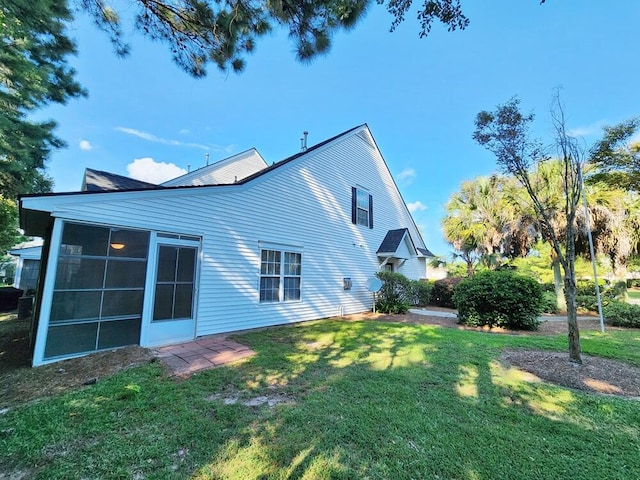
[376,228,410,254]
[83,168,159,192]
[417,247,435,257]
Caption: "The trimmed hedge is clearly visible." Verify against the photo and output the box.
[453,270,543,330]
[603,301,640,328]
[626,279,640,288]
[574,280,626,311]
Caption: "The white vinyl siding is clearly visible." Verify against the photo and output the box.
[24,126,429,340]
[162,149,267,186]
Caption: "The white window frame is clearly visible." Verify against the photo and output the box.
[259,245,302,303]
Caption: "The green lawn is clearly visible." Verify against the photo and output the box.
[627,288,640,300]
[1,320,639,479]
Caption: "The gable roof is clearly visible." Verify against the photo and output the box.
[377,228,412,255]
[377,229,435,258]
[162,148,268,187]
[20,124,430,257]
[23,125,368,200]
[82,168,159,192]
[238,125,364,185]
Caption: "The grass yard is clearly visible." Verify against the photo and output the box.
[627,288,640,301]
[1,320,639,479]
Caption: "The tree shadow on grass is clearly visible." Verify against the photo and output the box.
[187,320,640,479]
[1,320,639,479]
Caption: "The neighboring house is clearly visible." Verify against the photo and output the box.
[8,241,43,292]
[19,124,433,366]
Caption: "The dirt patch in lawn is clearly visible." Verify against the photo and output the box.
[0,314,155,410]
[351,311,640,399]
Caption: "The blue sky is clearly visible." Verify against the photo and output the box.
[39,0,640,255]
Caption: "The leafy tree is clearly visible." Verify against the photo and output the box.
[473,95,584,363]
[580,182,639,279]
[589,118,640,192]
[81,0,547,76]
[442,175,511,258]
[0,0,85,251]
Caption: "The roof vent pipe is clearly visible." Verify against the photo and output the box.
[205,153,210,166]
[301,131,308,151]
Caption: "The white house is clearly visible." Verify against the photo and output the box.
[19,124,433,366]
[8,240,43,292]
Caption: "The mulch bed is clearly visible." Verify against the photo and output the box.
[502,349,640,398]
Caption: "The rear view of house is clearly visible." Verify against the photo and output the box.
[19,124,433,366]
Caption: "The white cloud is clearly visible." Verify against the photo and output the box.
[396,168,416,183]
[116,126,210,150]
[407,201,427,213]
[127,157,187,184]
[79,140,93,151]
[179,128,190,135]
[567,120,606,138]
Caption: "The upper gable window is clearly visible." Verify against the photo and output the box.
[351,187,373,229]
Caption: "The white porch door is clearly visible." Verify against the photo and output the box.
[143,237,200,346]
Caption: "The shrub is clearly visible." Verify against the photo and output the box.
[611,280,628,299]
[453,270,543,330]
[430,277,463,308]
[603,301,640,328]
[409,280,431,307]
[540,290,559,314]
[626,279,640,288]
[576,279,601,296]
[540,282,556,293]
[573,280,624,311]
[375,271,411,314]
[576,295,600,311]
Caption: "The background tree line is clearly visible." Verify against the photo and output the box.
[440,95,639,363]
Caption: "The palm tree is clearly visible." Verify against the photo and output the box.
[442,175,517,273]
[443,164,640,286]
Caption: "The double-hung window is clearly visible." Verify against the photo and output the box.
[351,187,373,228]
[260,249,302,302]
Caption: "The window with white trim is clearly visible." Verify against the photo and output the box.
[260,249,302,302]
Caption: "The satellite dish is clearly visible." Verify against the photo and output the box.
[366,277,383,293]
